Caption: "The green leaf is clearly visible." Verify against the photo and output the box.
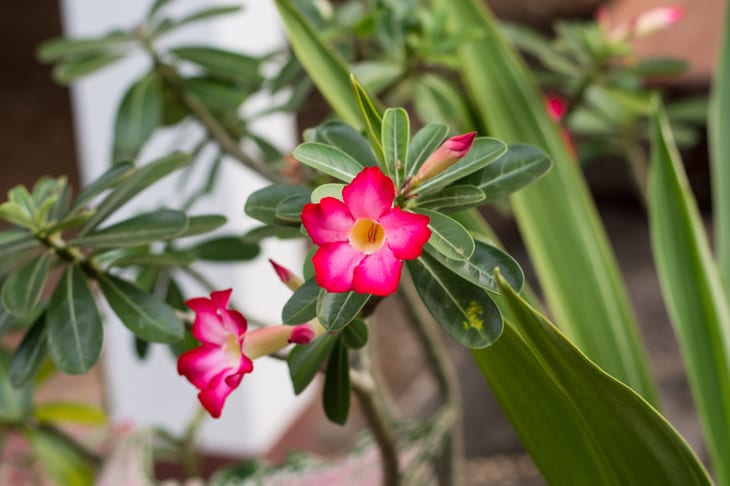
[171,46,261,86]
[415,137,507,195]
[0,348,33,422]
[9,316,48,387]
[78,152,190,236]
[34,401,107,425]
[414,208,474,261]
[711,4,730,290]
[306,121,379,168]
[176,214,227,238]
[293,142,364,182]
[181,77,249,113]
[342,318,368,349]
[406,123,449,179]
[649,101,730,485]
[188,236,259,262]
[46,266,103,375]
[69,162,135,215]
[53,52,125,84]
[0,201,35,229]
[428,239,523,294]
[287,333,338,394]
[323,338,350,425]
[113,72,163,162]
[26,428,94,486]
[2,251,53,318]
[72,209,187,248]
[350,60,402,93]
[470,271,713,485]
[417,185,485,211]
[282,278,319,324]
[108,249,195,268]
[245,185,311,226]
[311,183,345,203]
[460,144,552,201]
[147,0,174,20]
[37,32,133,63]
[241,225,302,243]
[351,75,386,169]
[316,290,370,332]
[275,193,311,223]
[381,107,409,187]
[160,5,243,33]
[441,0,657,403]
[413,74,475,131]
[99,274,183,343]
[0,231,39,260]
[407,254,502,349]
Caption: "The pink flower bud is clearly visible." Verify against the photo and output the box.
[411,132,477,188]
[545,94,567,121]
[269,258,303,291]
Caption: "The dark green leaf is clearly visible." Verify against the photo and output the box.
[189,236,259,262]
[343,318,368,349]
[316,290,370,332]
[282,278,319,324]
[171,46,261,86]
[2,252,53,318]
[461,144,551,201]
[113,72,163,162]
[72,209,187,248]
[417,185,485,211]
[99,274,183,343]
[406,123,449,179]
[53,52,125,84]
[407,253,503,348]
[176,214,227,237]
[293,142,364,182]
[633,57,688,77]
[181,77,248,112]
[111,250,195,267]
[46,266,103,374]
[287,333,338,394]
[245,185,311,225]
[414,208,474,261]
[135,336,150,360]
[305,121,379,168]
[9,316,47,387]
[275,193,311,223]
[381,107,409,187]
[323,338,350,425]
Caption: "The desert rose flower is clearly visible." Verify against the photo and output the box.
[301,166,431,296]
[178,289,322,418]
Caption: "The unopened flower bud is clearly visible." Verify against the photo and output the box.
[269,259,304,291]
[406,132,476,193]
[243,321,325,359]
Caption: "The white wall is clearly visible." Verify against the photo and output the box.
[59,0,312,455]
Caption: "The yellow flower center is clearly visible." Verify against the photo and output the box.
[349,218,386,254]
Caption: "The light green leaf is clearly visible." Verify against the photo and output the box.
[37,32,133,63]
[414,208,474,261]
[53,52,125,84]
[46,266,103,374]
[406,123,449,179]
[34,401,107,425]
[99,274,183,343]
[351,75,386,169]
[287,333,338,394]
[649,101,730,485]
[311,183,345,203]
[316,290,370,332]
[407,254,502,349]
[413,74,475,132]
[350,61,402,93]
[293,142,364,182]
[2,252,53,318]
[72,209,187,248]
[0,201,35,229]
[381,107,409,187]
[113,72,163,162]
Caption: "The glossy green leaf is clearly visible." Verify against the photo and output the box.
[245,185,311,226]
[414,208,474,261]
[69,162,135,215]
[316,290,370,332]
[342,318,368,349]
[72,209,187,248]
[26,428,94,486]
[305,121,379,168]
[9,317,47,387]
[469,271,712,485]
[428,239,523,294]
[34,401,107,425]
[407,253,502,349]
[351,75,386,169]
[188,236,259,262]
[2,251,53,318]
[52,52,124,84]
[113,72,163,162]
[171,46,261,86]
[323,338,350,425]
[46,266,103,375]
[406,123,449,179]
[311,183,345,203]
[293,142,364,182]
[381,107,409,187]
[649,102,730,485]
[287,333,338,394]
[417,185,485,211]
[275,193,311,223]
[441,0,657,402]
[282,278,319,324]
[0,348,33,422]
[460,144,552,201]
[99,274,183,343]
[78,152,190,236]
[415,137,507,195]
[711,3,730,289]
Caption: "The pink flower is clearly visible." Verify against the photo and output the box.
[178,289,320,418]
[269,259,304,291]
[301,166,431,296]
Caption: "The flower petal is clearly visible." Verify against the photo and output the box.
[312,242,365,293]
[353,247,402,296]
[343,166,395,219]
[198,373,235,419]
[209,289,232,310]
[301,198,354,246]
[186,299,229,345]
[220,308,247,338]
[178,345,239,390]
[380,208,431,260]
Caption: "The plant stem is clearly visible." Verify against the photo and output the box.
[36,423,102,468]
